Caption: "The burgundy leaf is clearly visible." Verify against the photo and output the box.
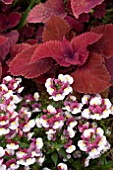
[71,0,104,19]
[0,62,2,79]
[71,53,112,94]
[0,35,8,46]
[93,3,106,19]
[1,0,13,4]
[89,24,113,58]
[10,43,31,58]
[0,14,8,32]
[8,12,21,28]
[70,32,102,65]
[9,45,54,78]
[105,57,113,81]
[27,0,66,23]
[0,30,19,60]
[42,15,70,42]
[31,40,70,67]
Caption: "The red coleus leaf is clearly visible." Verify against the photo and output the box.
[0,62,2,79]
[31,40,70,67]
[1,0,13,4]
[89,24,113,58]
[105,57,113,81]
[27,0,66,23]
[0,35,8,46]
[42,15,70,42]
[71,53,112,94]
[10,43,31,58]
[32,32,102,67]
[0,30,19,61]
[9,45,54,78]
[71,0,104,19]
[0,13,21,32]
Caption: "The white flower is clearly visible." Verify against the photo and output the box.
[33,92,39,101]
[53,120,64,129]
[66,145,76,153]
[64,75,74,84]
[90,96,101,105]
[37,156,45,165]
[84,157,90,167]
[3,76,12,82]
[78,140,87,152]
[83,128,95,138]
[72,103,83,114]
[57,163,68,170]
[23,119,35,132]
[9,118,19,130]
[67,127,76,138]
[36,138,43,149]
[0,128,10,136]
[81,94,90,104]
[40,118,49,128]
[0,164,6,170]
[16,151,27,159]
[51,94,65,101]
[89,148,100,159]
[69,121,77,128]
[47,105,56,114]
[81,109,90,119]
[0,147,5,157]
[6,143,19,150]
[104,99,112,109]
[35,118,42,128]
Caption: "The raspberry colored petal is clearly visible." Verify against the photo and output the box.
[0,30,19,60]
[71,0,104,18]
[8,12,21,28]
[1,0,13,4]
[31,41,70,67]
[42,15,70,42]
[9,45,54,78]
[27,0,66,23]
[90,24,113,58]
[71,53,112,94]
[71,32,102,65]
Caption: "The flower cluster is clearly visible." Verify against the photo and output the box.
[45,74,73,101]
[0,74,112,169]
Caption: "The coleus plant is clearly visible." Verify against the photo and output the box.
[0,0,113,95]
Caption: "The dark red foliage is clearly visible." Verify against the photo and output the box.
[89,24,113,58]
[0,35,8,46]
[0,12,21,32]
[31,32,102,67]
[27,0,66,23]
[42,15,71,42]
[9,45,55,78]
[0,30,19,61]
[71,0,104,18]
[71,53,112,94]
[93,3,106,19]
[105,57,113,81]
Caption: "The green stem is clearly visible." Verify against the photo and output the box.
[17,0,37,29]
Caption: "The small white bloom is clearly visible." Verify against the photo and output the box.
[81,109,90,119]
[40,118,49,128]
[36,137,43,149]
[0,147,5,157]
[47,105,56,114]
[81,94,91,104]
[57,163,68,170]
[78,140,87,151]
[6,143,19,150]
[66,145,76,153]
[33,92,40,101]
[23,119,35,132]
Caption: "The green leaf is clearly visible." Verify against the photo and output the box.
[51,153,58,166]
[58,148,67,159]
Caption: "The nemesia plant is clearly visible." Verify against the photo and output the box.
[0,0,113,169]
[0,74,113,170]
